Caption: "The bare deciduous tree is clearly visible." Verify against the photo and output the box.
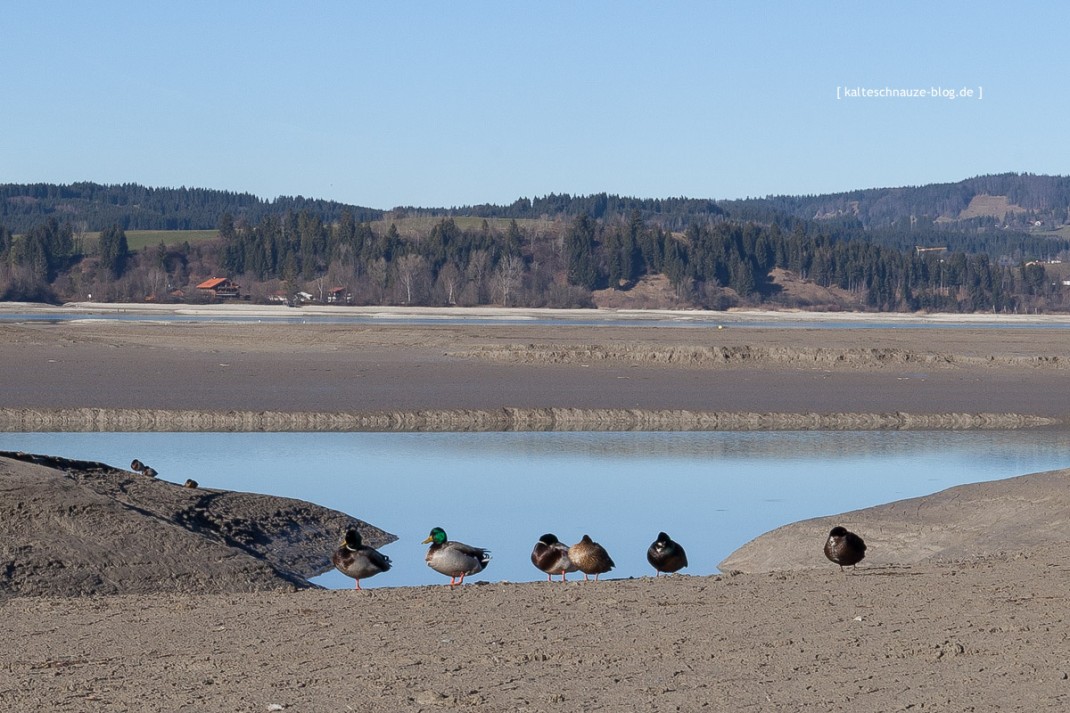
[395,253,427,304]
[436,261,463,305]
[494,254,524,306]
[367,258,388,303]
[467,250,490,304]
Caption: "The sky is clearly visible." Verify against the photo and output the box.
[2,2,1067,210]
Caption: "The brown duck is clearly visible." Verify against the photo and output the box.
[568,534,614,581]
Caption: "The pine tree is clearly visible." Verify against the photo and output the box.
[98,224,129,279]
[565,215,599,290]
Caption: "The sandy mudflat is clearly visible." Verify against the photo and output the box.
[1,303,1069,430]
[4,304,1070,711]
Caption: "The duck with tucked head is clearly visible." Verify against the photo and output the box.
[531,533,578,582]
[823,526,866,570]
[331,528,392,590]
[422,527,491,586]
[568,534,614,581]
[647,531,688,575]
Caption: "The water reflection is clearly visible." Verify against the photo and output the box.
[2,431,1068,588]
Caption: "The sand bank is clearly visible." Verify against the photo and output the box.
[2,306,1069,430]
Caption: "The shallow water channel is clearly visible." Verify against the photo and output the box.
[4,430,1068,588]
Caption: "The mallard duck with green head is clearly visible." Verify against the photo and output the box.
[331,528,392,590]
[422,526,491,586]
[568,534,614,581]
[647,531,688,575]
[531,533,578,582]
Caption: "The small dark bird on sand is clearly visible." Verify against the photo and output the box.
[531,533,578,582]
[331,528,392,590]
[647,531,688,575]
[824,526,866,570]
[568,534,614,581]
[183,479,198,489]
[132,460,157,477]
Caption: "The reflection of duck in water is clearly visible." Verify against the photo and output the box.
[331,528,392,590]
[530,533,578,582]
[568,535,614,581]
[422,527,491,586]
[647,531,688,575]
[823,526,866,570]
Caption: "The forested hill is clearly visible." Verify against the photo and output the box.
[0,182,727,234]
[423,174,1070,232]
[0,183,383,234]
[4,176,1070,312]
[4,173,1069,235]
[721,173,1070,231]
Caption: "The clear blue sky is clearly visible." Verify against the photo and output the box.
[2,2,1066,210]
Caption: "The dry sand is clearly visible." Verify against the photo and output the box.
[4,544,1070,712]
[3,304,1070,711]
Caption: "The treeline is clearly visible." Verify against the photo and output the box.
[218,212,560,306]
[0,216,134,302]
[863,225,1068,262]
[3,208,1069,312]
[5,174,1070,311]
[7,175,1070,257]
[174,210,1070,312]
[418,194,726,232]
[665,220,1052,312]
[0,182,382,234]
[571,216,1067,312]
[0,182,730,235]
[723,173,1070,230]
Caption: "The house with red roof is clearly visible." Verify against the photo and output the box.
[195,277,240,299]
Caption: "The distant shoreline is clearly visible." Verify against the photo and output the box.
[4,300,1070,326]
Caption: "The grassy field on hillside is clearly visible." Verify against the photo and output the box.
[124,230,218,250]
[79,230,219,251]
